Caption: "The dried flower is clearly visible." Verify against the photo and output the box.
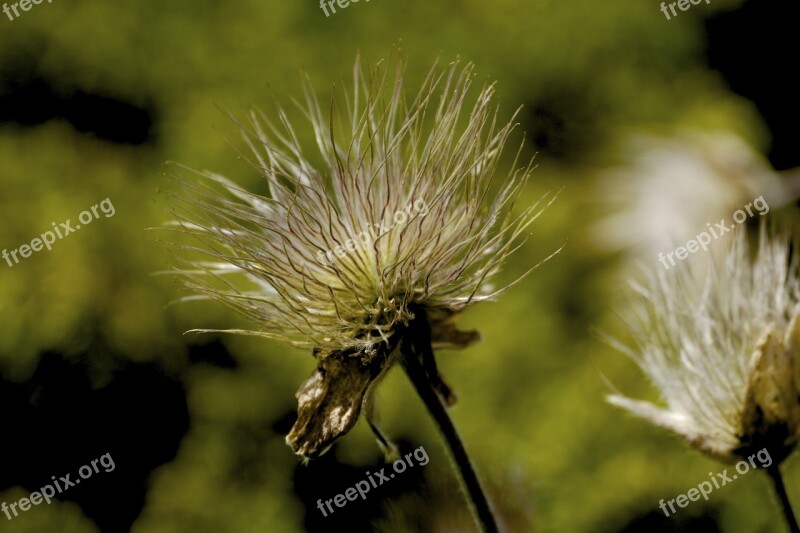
[168,56,555,459]
[608,227,800,465]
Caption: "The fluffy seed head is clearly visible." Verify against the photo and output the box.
[167,56,553,359]
[608,227,800,464]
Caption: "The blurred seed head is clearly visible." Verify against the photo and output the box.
[592,130,789,260]
[608,227,800,465]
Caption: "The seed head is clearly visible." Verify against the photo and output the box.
[168,56,554,457]
[608,227,800,465]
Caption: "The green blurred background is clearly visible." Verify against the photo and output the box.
[1,0,798,531]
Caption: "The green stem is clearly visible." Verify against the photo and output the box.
[402,348,500,533]
[767,465,800,533]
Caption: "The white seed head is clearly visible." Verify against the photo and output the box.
[608,227,800,464]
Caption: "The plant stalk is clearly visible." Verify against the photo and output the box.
[767,465,800,533]
[402,345,500,533]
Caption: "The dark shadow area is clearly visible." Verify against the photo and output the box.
[287,430,428,533]
[0,348,189,533]
[523,85,601,163]
[186,338,238,370]
[0,61,157,145]
[613,508,721,533]
[704,0,800,170]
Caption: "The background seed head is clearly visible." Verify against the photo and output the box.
[608,227,800,465]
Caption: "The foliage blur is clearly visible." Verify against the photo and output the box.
[0,0,797,531]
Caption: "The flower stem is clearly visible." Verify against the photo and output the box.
[767,465,800,533]
[402,343,500,533]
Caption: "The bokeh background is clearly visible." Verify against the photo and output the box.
[1,0,798,531]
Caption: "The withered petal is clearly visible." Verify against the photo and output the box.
[737,326,800,463]
[431,322,481,350]
[286,347,391,458]
[427,307,482,350]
